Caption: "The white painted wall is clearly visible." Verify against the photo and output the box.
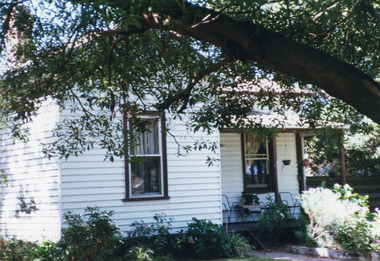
[0,96,303,240]
[220,133,243,222]
[276,133,299,196]
[0,100,222,241]
[59,113,222,234]
[0,99,61,241]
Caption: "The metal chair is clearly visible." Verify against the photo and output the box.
[222,194,240,224]
[279,192,301,218]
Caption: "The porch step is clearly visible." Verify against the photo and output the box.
[226,222,260,232]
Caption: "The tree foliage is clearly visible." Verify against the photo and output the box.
[0,0,379,159]
[305,122,380,176]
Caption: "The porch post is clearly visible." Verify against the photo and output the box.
[270,137,280,202]
[296,133,305,193]
[339,132,347,185]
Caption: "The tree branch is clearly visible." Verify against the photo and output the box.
[0,0,21,53]
[159,56,235,112]
[111,1,379,124]
[312,2,339,22]
[24,0,380,124]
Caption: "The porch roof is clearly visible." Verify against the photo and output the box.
[227,112,346,130]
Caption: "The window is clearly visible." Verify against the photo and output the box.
[242,133,274,192]
[123,111,168,201]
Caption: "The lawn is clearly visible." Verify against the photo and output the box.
[211,257,285,261]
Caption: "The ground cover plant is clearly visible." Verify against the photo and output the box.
[299,184,380,255]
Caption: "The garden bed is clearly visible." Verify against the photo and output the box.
[287,245,378,261]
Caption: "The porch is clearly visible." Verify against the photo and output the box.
[220,131,307,224]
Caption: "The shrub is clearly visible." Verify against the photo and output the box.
[229,232,252,258]
[258,197,290,243]
[60,206,122,260]
[299,186,380,254]
[332,183,369,207]
[128,213,174,256]
[128,215,250,259]
[293,212,316,247]
[0,237,64,261]
[334,212,380,254]
[0,237,37,261]
[30,240,65,261]
[179,218,233,259]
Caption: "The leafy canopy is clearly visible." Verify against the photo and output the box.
[0,0,379,159]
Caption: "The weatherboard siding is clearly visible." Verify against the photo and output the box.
[0,99,61,241]
[59,114,222,233]
[0,96,303,241]
[276,133,300,196]
[220,133,243,199]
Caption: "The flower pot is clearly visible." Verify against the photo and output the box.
[302,159,310,167]
[283,159,291,165]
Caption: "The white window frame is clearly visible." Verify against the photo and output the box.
[123,111,169,201]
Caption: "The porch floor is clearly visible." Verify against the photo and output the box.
[225,222,260,232]
[224,220,298,232]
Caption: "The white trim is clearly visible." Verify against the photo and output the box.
[128,116,165,199]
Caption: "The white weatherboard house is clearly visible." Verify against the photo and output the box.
[0,87,314,242]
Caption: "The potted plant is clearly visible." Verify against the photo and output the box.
[283,159,291,165]
[241,192,259,205]
[302,159,310,167]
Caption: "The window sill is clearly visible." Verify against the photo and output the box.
[122,196,170,202]
[245,188,274,193]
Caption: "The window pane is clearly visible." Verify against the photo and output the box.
[245,134,267,157]
[131,156,161,195]
[246,159,269,188]
[244,133,269,189]
[132,119,159,155]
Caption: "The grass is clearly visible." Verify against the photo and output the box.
[211,257,286,261]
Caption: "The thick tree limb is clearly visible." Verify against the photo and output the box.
[107,1,380,124]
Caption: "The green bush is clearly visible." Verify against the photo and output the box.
[60,206,122,260]
[0,237,37,261]
[127,213,175,256]
[299,186,380,254]
[229,232,253,258]
[179,218,233,259]
[332,184,369,207]
[128,215,251,260]
[0,237,64,261]
[1,210,253,260]
[30,240,65,261]
[334,213,379,254]
[258,197,290,243]
[293,212,316,247]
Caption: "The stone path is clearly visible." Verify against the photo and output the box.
[251,250,355,260]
